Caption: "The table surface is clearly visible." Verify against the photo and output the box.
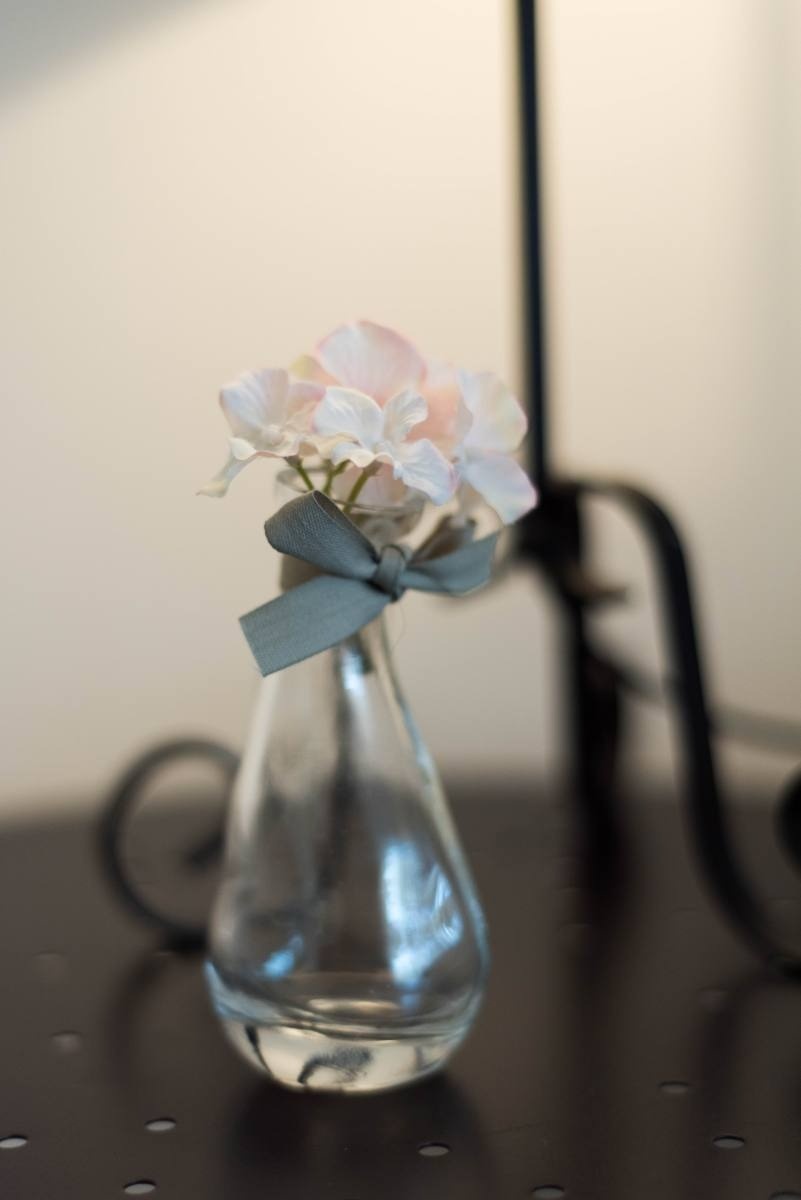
[3,783,801,1200]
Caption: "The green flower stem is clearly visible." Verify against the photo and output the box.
[291,458,315,492]
[342,467,374,513]
[323,461,348,496]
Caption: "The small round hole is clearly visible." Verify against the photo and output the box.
[418,1142,450,1157]
[145,1119,175,1133]
[34,952,67,982]
[531,1188,565,1199]
[51,1031,82,1054]
[0,1136,27,1150]
[713,1135,745,1150]
[660,1081,691,1096]
[124,1184,156,1196]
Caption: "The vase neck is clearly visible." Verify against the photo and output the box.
[331,612,392,681]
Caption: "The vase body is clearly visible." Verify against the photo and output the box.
[206,604,489,1094]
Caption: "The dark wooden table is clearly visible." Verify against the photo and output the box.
[2,783,801,1199]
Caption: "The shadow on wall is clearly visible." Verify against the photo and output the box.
[0,0,234,103]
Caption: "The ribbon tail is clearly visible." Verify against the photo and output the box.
[404,531,500,595]
[240,575,390,677]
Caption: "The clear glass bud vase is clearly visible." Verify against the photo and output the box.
[205,495,489,1094]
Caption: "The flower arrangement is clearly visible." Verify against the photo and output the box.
[200,320,537,525]
[201,322,527,1088]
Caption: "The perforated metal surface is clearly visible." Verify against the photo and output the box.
[2,786,801,1198]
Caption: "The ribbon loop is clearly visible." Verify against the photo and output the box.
[240,491,498,676]
[371,544,411,601]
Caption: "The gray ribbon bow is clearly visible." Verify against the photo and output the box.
[240,490,499,676]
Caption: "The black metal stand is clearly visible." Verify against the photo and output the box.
[96,1,801,974]
[513,0,801,972]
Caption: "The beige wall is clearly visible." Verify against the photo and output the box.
[1,0,799,810]
[542,0,801,796]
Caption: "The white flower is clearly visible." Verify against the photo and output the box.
[293,319,426,402]
[198,323,538,520]
[313,386,456,505]
[455,371,538,523]
[199,369,322,497]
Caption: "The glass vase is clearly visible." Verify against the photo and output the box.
[205,490,490,1094]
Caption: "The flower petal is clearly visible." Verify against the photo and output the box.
[290,354,336,387]
[286,379,324,429]
[315,321,425,403]
[328,440,377,469]
[220,368,290,437]
[229,436,258,461]
[314,386,384,449]
[197,453,251,498]
[305,432,347,460]
[393,438,457,505]
[460,370,527,455]
[382,388,428,444]
[307,431,377,469]
[415,361,468,450]
[462,452,538,523]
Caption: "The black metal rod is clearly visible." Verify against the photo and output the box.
[580,478,801,974]
[515,0,549,494]
[97,738,238,946]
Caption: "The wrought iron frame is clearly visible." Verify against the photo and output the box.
[514,0,801,972]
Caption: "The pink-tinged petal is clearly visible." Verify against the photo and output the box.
[460,370,527,455]
[462,452,538,523]
[423,358,455,389]
[393,438,457,506]
[315,320,425,403]
[220,369,290,437]
[197,453,252,498]
[286,379,324,430]
[314,386,384,448]
[415,361,471,452]
[382,388,428,444]
[290,354,336,387]
[454,396,473,445]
